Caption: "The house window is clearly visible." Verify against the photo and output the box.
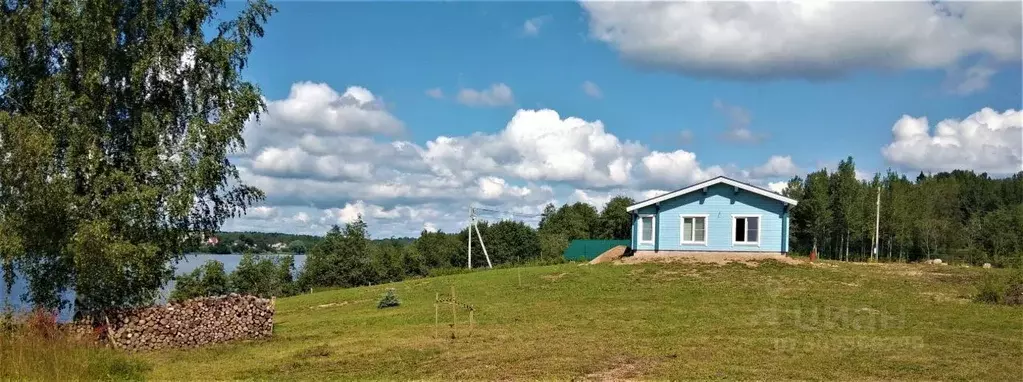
[639,215,655,244]
[681,215,707,245]
[733,215,760,245]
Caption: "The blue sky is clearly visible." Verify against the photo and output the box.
[220,1,1023,237]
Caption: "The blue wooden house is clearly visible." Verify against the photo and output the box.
[626,176,798,254]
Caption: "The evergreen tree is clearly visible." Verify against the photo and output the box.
[784,161,1020,265]
[783,176,806,251]
[828,157,860,260]
[804,170,833,258]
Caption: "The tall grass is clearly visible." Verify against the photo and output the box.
[974,268,1023,305]
[0,309,149,381]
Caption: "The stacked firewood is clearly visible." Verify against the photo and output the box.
[103,294,275,351]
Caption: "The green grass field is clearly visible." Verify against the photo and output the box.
[140,260,1022,380]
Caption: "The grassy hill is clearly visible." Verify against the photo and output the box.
[140,260,1021,380]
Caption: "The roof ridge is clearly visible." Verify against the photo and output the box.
[626,176,797,212]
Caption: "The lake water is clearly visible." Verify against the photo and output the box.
[0,253,307,321]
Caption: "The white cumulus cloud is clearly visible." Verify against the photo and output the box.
[750,155,800,178]
[882,108,1022,175]
[767,181,788,194]
[582,1,1022,80]
[640,150,725,189]
[265,82,402,136]
[456,83,515,107]
[227,82,831,237]
[422,109,649,189]
[322,201,407,225]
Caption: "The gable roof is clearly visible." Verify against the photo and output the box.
[626,176,798,212]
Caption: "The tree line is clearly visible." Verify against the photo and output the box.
[170,197,638,298]
[186,231,415,255]
[191,232,323,254]
[172,161,1023,301]
[783,157,1023,266]
[170,254,297,302]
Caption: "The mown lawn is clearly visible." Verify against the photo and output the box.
[142,260,1022,380]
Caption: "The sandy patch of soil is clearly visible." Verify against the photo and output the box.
[920,292,971,304]
[578,356,647,381]
[809,262,838,268]
[541,272,569,281]
[589,245,628,264]
[652,269,702,280]
[312,301,350,309]
[617,252,803,266]
[309,299,371,309]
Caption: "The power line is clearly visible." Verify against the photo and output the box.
[472,207,543,218]
[466,206,543,270]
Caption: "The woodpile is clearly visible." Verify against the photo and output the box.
[101,294,275,351]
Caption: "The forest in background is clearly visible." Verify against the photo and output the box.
[170,196,636,300]
[783,158,1023,266]
[188,231,413,254]
[177,162,1023,301]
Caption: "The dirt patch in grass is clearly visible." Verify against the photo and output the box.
[809,262,839,268]
[880,267,970,283]
[311,301,350,309]
[578,356,648,381]
[542,272,569,281]
[920,292,971,304]
[652,269,702,281]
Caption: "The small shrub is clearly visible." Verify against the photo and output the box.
[974,275,1005,304]
[25,309,60,339]
[377,288,400,309]
[975,270,1023,305]
[1003,270,1023,305]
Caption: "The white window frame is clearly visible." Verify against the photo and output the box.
[638,214,656,245]
[680,214,709,245]
[731,214,762,246]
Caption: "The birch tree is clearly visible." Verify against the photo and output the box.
[1,0,275,316]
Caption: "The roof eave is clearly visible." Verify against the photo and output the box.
[625,177,797,211]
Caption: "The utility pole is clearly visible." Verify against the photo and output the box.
[467,207,492,269]
[873,184,881,262]
[474,219,492,268]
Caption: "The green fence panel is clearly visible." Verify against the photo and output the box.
[562,239,630,261]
